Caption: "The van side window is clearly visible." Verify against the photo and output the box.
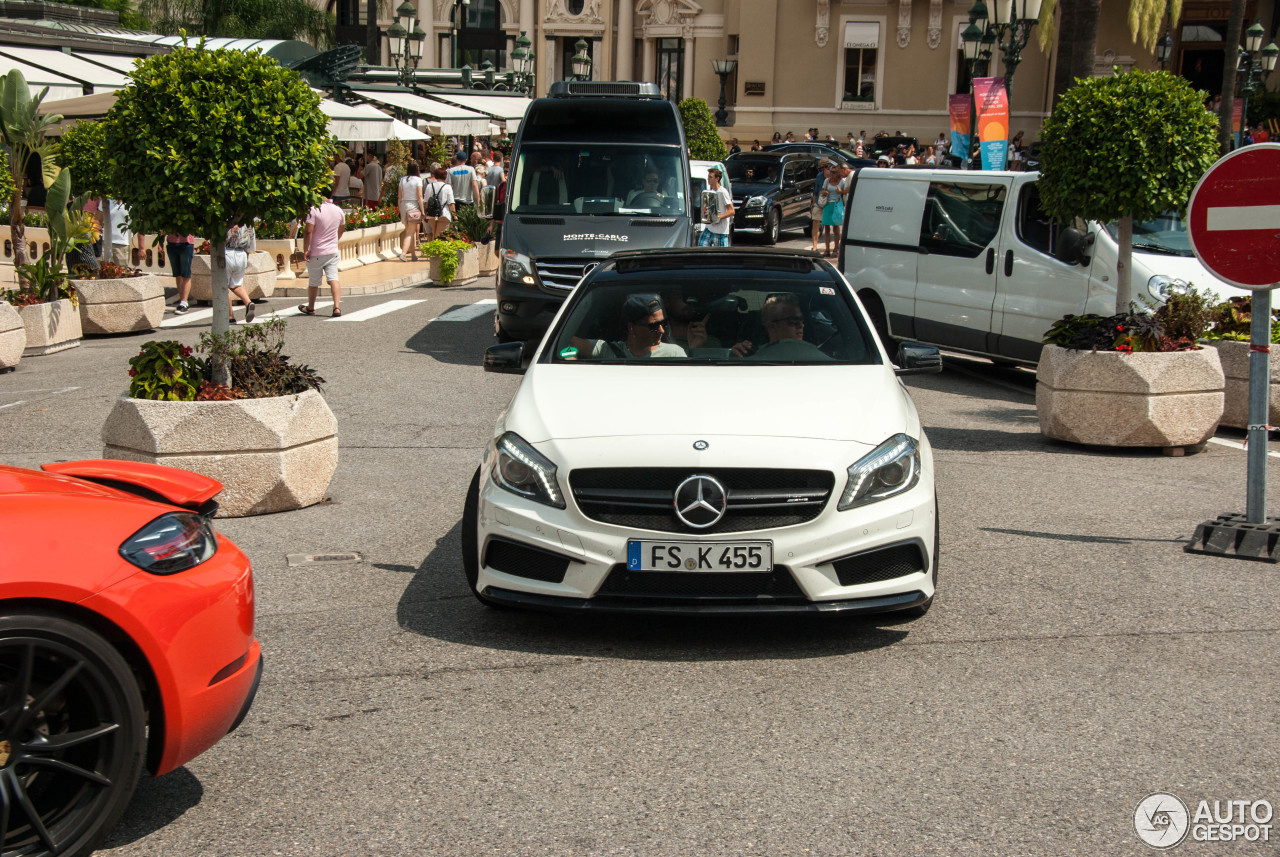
[918,181,1006,258]
[1016,183,1054,255]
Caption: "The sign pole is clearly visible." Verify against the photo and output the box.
[1247,287,1272,524]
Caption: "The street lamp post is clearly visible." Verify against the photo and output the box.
[386,0,425,87]
[1236,20,1278,145]
[711,58,737,126]
[1157,33,1174,70]
[986,0,1043,106]
[510,31,535,95]
[571,37,592,81]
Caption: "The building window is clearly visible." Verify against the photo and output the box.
[657,37,684,102]
[841,22,879,103]
[568,0,585,13]
[451,0,506,69]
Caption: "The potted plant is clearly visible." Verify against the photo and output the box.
[69,258,165,334]
[102,317,338,517]
[420,236,478,285]
[0,69,59,272]
[1037,289,1225,452]
[451,204,498,274]
[1201,296,1280,430]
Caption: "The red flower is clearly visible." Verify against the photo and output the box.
[1115,325,1124,331]
[128,368,137,376]
[1116,343,1133,353]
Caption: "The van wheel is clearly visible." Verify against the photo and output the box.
[859,291,897,353]
[494,316,515,343]
[763,209,781,245]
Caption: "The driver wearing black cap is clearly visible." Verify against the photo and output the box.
[569,293,688,359]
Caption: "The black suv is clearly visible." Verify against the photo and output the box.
[761,142,876,170]
[723,152,820,244]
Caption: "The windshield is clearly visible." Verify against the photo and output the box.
[726,158,781,186]
[1105,212,1194,256]
[544,271,880,366]
[510,143,688,216]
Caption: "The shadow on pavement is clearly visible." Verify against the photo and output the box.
[980,526,1188,546]
[387,521,913,662]
[103,767,203,849]
[403,289,500,369]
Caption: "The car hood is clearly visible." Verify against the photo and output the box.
[505,364,916,445]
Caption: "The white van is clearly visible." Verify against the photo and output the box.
[840,168,1246,364]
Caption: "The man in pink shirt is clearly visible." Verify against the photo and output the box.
[300,187,345,317]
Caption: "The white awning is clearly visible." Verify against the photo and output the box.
[426,92,531,130]
[319,99,395,142]
[0,55,84,101]
[0,46,129,91]
[391,119,430,140]
[844,22,880,49]
[351,89,490,136]
[71,53,143,76]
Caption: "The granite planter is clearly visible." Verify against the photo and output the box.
[428,246,479,286]
[476,240,498,275]
[1036,344,1224,450]
[101,389,338,517]
[0,301,25,369]
[72,273,164,334]
[257,238,299,281]
[1205,339,1280,430]
[18,298,81,356]
[191,251,277,301]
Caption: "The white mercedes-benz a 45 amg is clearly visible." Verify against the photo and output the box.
[464,248,942,616]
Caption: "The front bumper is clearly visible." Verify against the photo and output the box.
[495,276,568,341]
[474,458,937,615]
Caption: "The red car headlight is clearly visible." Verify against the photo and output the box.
[119,512,218,574]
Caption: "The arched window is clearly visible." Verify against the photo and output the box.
[567,0,584,13]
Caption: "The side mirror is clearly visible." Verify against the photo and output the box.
[894,342,943,375]
[477,185,497,220]
[1054,226,1094,266]
[483,341,530,374]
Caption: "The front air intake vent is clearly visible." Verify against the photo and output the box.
[629,219,677,227]
[518,216,566,225]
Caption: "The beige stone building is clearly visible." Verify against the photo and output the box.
[357,0,1276,142]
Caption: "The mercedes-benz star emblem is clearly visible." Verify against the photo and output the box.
[673,474,728,529]
[693,440,709,450]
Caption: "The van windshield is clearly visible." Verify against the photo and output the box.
[510,144,688,216]
[1105,212,1194,257]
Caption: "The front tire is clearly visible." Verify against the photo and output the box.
[859,290,897,354]
[0,612,146,857]
[763,209,781,245]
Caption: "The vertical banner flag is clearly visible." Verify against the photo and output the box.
[1232,100,1244,147]
[948,94,972,162]
[972,77,1010,170]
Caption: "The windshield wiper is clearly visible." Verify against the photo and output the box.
[1132,242,1189,256]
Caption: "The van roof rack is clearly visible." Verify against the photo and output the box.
[548,81,663,98]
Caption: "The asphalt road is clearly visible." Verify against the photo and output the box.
[3,235,1279,856]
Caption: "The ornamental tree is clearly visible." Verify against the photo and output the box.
[103,41,334,338]
[56,119,112,201]
[678,97,728,162]
[1037,69,1217,314]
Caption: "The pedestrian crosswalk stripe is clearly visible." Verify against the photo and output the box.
[330,299,425,322]
[161,302,333,327]
[433,299,497,322]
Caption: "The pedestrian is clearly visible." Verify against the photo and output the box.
[811,158,831,253]
[728,137,741,155]
[346,161,364,200]
[697,166,734,247]
[424,165,455,241]
[167,232,196,314]
[86,198,143,267]
[751,139,762,151]
[299,187,344,317]
[819,163,848,257]
[224,222,257,324]
[784,130,795,142]
[448,151,480,208]
[771,131,782,144]
[331,153,351,206]
[398,161,425,260]
[485,153,505,192]
[469,151,487,188]
[361,151,384,209]
[1009,131,1025,170]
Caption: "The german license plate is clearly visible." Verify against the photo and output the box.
[626,540,773,572]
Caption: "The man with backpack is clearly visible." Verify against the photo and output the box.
[425,165,456,240]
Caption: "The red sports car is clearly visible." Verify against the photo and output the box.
[0,459,262,857]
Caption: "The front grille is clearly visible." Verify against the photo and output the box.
[518,216,565,225]
[534,258,592,290]
[831,542,927,587]
[570,468,834,534]
[630,218,677,227]
[596,563,807,600]
[484,539,570,583]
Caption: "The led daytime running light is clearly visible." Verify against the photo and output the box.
[495,432,565,508]
[839,434,920,510]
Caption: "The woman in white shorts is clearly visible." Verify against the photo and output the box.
[399,161,425,260]
[224,222,257,324]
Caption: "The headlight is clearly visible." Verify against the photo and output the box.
[502,250,536,285]
[119,512,217,574]
[744,196,766,210]
[838,434,920,511]
[492,431,565,508]
[1149,275,1190,298]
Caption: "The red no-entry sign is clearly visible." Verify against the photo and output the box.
[1188,143,1280,290]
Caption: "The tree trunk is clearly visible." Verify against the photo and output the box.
[101,198,114,268]
[1052,0,1102,106]
[1218,0,1246,155]
[1115,213,1133,315]
[9,182,26,275]
[210,238,231,387]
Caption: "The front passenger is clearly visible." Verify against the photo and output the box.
[570,294,688,360]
